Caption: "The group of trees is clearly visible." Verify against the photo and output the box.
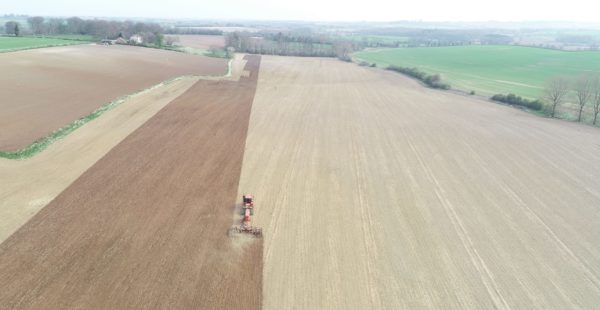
[356,27,516,47]
[544,75,600,124]
[3,16,164,41]
[224,31,359,58]
[4,21,20,36]
[491,94,544,111]
[490,75,600,125]
[164,27,223,35]
[386,66,451,90]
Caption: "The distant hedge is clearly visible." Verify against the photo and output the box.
[491,93,543,111]
[387,65,450,90]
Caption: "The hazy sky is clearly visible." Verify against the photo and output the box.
[2,0,600,22]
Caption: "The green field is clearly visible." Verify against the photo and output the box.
[40,35,95,41]
[354,45,600,99]
[0,36,89,52]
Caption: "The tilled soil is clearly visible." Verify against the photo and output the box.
[0,44,228,151]
[0,76,199,243]
[0,56,262,310]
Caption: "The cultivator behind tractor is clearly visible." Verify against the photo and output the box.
[228,194,263,238]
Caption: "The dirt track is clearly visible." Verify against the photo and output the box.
[239,56,600,309]
[0,44,227,151]
[0,56,262,309]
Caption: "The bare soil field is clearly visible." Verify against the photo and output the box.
[0,56,262,309]
[0,54,246,244]
[238,56,600,309]
[171,34,226,49]
[0,44,228,151]
[0,76,199,243]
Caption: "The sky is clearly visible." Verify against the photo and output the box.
[2,0,600,22]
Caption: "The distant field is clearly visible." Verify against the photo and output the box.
[0,36,87,51]
[176,26,258,32]
[354,45,600,99]
[171,34,225,50]
[167,34,227,56]
[0,44,228,151]
[340,34,409,46]
[41,34,95,41]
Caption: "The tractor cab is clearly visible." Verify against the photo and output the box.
[243,194,254,207]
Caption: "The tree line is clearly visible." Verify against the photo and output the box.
[490,75,600,125]
[224,31,359,58]
[490,94,544,111]
[164,27,223,35]
[386,66,450,90]
[3,16,164,40]
[542,75,600,125]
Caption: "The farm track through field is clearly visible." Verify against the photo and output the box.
[240,56,600,309]
[0,55,262,309]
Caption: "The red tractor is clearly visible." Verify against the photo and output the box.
[228,194,262,238]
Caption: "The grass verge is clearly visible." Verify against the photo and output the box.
[0,36,90,53]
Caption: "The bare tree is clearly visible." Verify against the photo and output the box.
[27,16,45,35]
[66,17,85,34]
[574,74,593,122]
[544,77,570,118]
[592,75,600,125]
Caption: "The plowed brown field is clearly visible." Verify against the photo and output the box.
[0,76,200,243]
[239,56,600,309]
[0,56,262,309]
[0,44,228,151]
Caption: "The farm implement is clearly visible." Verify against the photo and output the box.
[228,194,263,238]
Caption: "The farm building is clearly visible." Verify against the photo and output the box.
[129,35,143,45]
[115,37,128,45]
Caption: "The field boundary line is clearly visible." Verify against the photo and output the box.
[0,42,89,54]
[0,57,233,160]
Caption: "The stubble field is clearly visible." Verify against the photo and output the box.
[238,56,600,309]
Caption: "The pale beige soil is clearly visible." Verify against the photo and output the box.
[0,76,199,243]
[238,56,600,309]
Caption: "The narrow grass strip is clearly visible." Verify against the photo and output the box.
[0,42,86,54]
